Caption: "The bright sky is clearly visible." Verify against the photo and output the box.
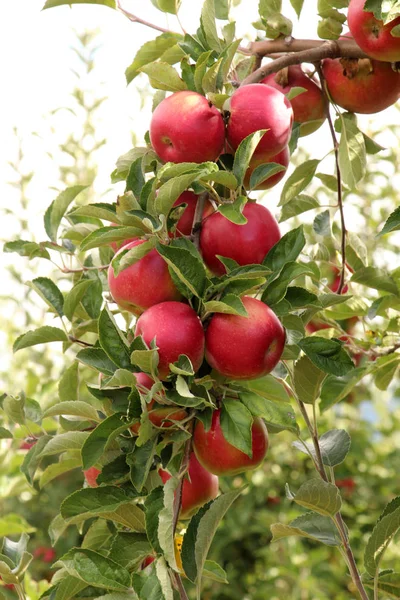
[0,0,398,374]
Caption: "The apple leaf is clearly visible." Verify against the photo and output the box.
[218,195,248,224]
[98,307,131,370]
[293,429,351,467]
[298,336,355,376]
[239,392,298,433]
[201,0,222,52]
[43,0,116,7]
[140,62,187,92]
[81,414,131,470]
[44,185,88,241]
[156,239,208,298]
[338,115,366,189]
[293,355,326,405]
[264,226,305,272]
[60,548,131,591]
[292,479,342,516]
[262,262,313,306]
[320,367,367,411]
[280,194,320,222]
[27,277,64,317]
[232,130,267,187]
[249,162,286,191]
[378,205,400,236]
[364,497,400,577]
[351,266,399,295]
[279,159,320,206]
[220,399,253,456]
[76,348,118,376]
[109,532,152,570]
[111,239,156,276]
[80,226,145,251]
[126,32,182,84]
[271,512,342,546]
[13,326,67,353]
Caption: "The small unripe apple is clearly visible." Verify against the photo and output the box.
[108,240,181,315]
[135,302,205,379]
[243,146,290,191]
[199,202,281,276]
[150,91,225,164]
[261,65,325,136]
[159,452,219,519]
[171,191,214,237]
[322,54,400,114]
[83,467,101,488]
[193,409,269,476]
[205,296,286,379]
[348,0,400,62]
[227,83,293,159]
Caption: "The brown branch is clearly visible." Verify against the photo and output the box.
[316,64,347,294]
[241,39,368,86]
[68,336,94,347]
[190,192,209,250]
[117,0,174,34]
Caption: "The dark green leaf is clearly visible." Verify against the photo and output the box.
[60,548,131,591]
[27,277,64,316]
[279,159,320,206]
[81,414,131,470]
[13,327,67,353]
[293,429,351,467]
[298,336,355,376]
[76,348,118,376]
[264,226,305,272]
[220,399,253,456]
[378,205,400,237]
[271,512,341,546]
[98,306,131,370]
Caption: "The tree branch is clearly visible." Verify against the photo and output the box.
[241,39,368,86]
[190,192,209,250]
[116,0,174,34]
[316,64,347,294]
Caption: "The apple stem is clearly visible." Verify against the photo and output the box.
[190,192,209,250]
[316,64,347,294]
[241,39,368,87]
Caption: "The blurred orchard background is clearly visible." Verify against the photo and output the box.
[1,1,400,598]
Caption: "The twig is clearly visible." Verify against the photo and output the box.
[316,64,347,294]
[117,0,176,34]
[68,336,94,347]
[190,192,209,250]
[174,572,190,600]
[241,39,368,86]
[61,264,109,273]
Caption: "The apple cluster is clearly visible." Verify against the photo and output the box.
[92,64,350,517]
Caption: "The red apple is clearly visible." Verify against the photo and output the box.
[199,202,281,276]
[261,65,326,136]
[322,55,400,114]
[205,296,286,379]
[226,84,293,158]
[141,556,155,569]
[328,265,349,294]
[19,439,36,450]
[108,240,181,315]
[348,0,400,62]
[83,467,101,488]
[171,191,214,237]
[159,452,219,519]
[149,91,225,164]
[243,146,290,191]
[193,409,269,476]
[34,547,56,563]
[134,302,205,379]
[305,320,331,335]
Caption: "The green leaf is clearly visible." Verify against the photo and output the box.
[203,560,228,583]
[68,202,117,222]
[27,277,64,317]
[0,515,35,537]
[81,414,131,470]
[145,487,164,554]
[39,432,90,458]
[238,374,289,403]
[21,435,51,485]
[156,240,208,298]
[271,512,341,546]
[13,326,67,352]
[61,486,146,531]
[373,354,400,391]
[98,306,131,370]
[129,438,158,493]
[364,498,400,577]
[76,348,118,376]
[109,532,151,569]
[201,0,222,52]
[44,401,99,421]
[59,361,80,402]
[279,194,320,222]
[249,162,286,190]
[298,336,355,376]
[262,262,313,306]
[378,205,400,237]
[293,479,341,516]
[264,226,305,272]
[39,456,82,488]
[3,395,26,425]
[290,0,305,17]
[140,62,187,92]
[111,239,155,276]
[3,240,50,261]
[320,368,367,411]
[203,294,248,316]
[240,391,298,433]
[313,210,331,237]
[0,426,12,439]
[51,576,88,600]
[60,548,131,591]
[351,266,399,295]
[232,131,267,187]
[43,0,116,8]
[218,196,248,225]
[181,488,245,583]
[155,167,217,216]
[80,277,102,319]
[79,226,144,251]
[279,159,320,206]
[293,429,351,467]
[338,115,366,189]
[220,399,253,456]
[126,32,182,84]
[44,185,88,241]
[293,355,326,405]
[64,279,96,321]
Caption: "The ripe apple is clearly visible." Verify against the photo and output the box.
[33,547,56,563]
[243,146,290,191]
[328,265,349,294]
[193,409,269,476]
[170,191,214,237]
[83,467,101,488]
[159,452,219,519]
[261,65,326,136]
[348,0,400,62]
[150,91,225,164]
[199,202,281,276]
[226,83,293,159]
[322,54,400,114]
[205,296,286,379]
[135,301,205,379]
[108,240,181,315]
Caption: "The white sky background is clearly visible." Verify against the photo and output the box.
[0,0,398,376]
